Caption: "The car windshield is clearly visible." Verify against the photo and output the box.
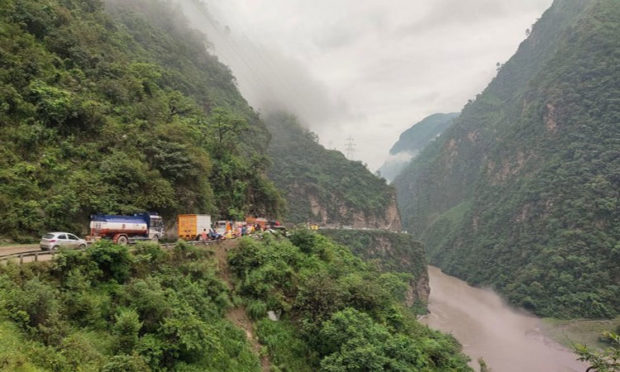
[43,233,55,239]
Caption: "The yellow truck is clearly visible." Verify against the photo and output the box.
[177,214,212,241]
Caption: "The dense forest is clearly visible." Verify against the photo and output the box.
[394,0,619,318]
[228,231,470,371]
[0,0,284,241]
[378,113,457,182]
[320,229,429,313]
[265,112,400,229]
[0,234,472,371]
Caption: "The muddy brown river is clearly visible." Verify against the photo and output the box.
[422,266,589,372]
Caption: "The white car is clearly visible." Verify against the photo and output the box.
[40,232,87,251]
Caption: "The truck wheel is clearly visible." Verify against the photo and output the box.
[117,235,128,245]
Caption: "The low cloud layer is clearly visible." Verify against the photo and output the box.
[177,0,552,170]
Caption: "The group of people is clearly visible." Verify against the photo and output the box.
[198,222,267,241]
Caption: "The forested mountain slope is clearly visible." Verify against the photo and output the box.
[378,113,457,182]
[0,0,283,240]
[394,0,619,318]
[0,235,472,371]
[265,112,401,230]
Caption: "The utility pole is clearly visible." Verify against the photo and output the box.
[345,136,355,159]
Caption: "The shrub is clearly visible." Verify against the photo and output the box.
[113,308,142,352]
[246,300,267,320]
[87,240,132,283]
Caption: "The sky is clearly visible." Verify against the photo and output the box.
[177,0,553,170]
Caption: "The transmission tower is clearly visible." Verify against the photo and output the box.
[345,136,356,159]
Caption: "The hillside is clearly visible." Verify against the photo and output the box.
[265,112,401,230]
[0,235,472,371]
[394,0,619,318]
[0,0,283,241]
[319,229,429,313]
[378,113,457,182]
[228,231,471,371]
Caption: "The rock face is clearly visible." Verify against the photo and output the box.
[394,0,619,318]
[265,112,401,230]
[405,274,430,308]
[306,191,402,231]
[320,229,429,310]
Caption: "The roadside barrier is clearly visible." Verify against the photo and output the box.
[0,234,264,264]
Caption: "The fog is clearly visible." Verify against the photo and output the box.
[422,266,588,372]
[172,0,552,169]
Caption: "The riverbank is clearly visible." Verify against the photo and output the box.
[422,265,588,372]
[542,316,620,351]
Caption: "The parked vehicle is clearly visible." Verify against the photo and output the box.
[40,232,87,251]
[245,217,268,230]
[214,220,228,235]
[177,214,212,240]
[89,213,164,245]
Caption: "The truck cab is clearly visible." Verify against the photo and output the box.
[148,214,164,242]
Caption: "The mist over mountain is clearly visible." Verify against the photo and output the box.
[169,0,553,170]
[394,0,620,318]
[171,0,350,128]
[378,113,457,182]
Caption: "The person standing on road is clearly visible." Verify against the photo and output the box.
[201,228,207,241]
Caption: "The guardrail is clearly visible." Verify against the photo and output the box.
[0,236,247,264]
[0,249,57,264]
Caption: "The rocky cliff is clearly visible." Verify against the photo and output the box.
[394,0,619,318]
[320,229,429,312]
[265,112,402,231]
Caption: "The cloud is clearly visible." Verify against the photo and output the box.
[174,0,553,170]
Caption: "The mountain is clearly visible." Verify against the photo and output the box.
[264,112,401,230]
[0,0,284,240]
[0,235,472,371]
[378,113,457,182]
[394,0,619,318]
[319,229,430,313]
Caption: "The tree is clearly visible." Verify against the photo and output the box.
[573,332,619,372]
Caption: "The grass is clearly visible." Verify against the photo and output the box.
[0,320,43,372]
[541,316,620,350]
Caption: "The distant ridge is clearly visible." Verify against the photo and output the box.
[394,0,619,318]
[378,113,457,182]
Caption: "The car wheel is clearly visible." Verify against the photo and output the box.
[79,244,86,249]
[52,245,59,251]
[117,235,128,245]
[151,235,159,244]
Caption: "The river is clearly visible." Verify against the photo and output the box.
[421,266,589,372]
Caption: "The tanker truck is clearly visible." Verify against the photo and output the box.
[89,213,164,245]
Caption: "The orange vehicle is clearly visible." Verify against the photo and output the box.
[246,217,267,230]
[177,214,212,240]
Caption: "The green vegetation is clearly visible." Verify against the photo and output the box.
[0,234,472,371]
[0,241,259,371]
[264,112,397,226]
[0,0,284,241]
[319,230,426,279]
[574,331,619,372]
[388,113,458,156]
[379,113,457,182]
[319,229,429,313]
[394,0,619,318]
[542,316,620,350]
[228,231,472,371]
